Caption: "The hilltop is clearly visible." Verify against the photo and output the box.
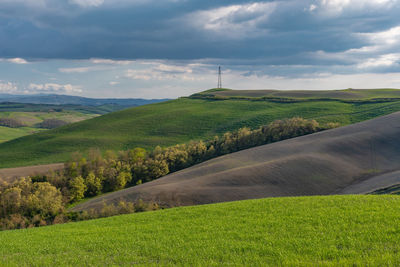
[2,88,400,168]
[193,88,400,101]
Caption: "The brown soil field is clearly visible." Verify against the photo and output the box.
[0,163,64,182]
[73,111,400,212]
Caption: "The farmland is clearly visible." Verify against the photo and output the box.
[2,89,400,168]
[1,195,399,266]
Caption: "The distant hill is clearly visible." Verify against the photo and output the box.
[3,88,400,168]
[0,102,124,114]
[0,94,170,106]
[0,97,170,144]
[73,111,400,211]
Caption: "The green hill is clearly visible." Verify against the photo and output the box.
[194,88,400,100]
[0,102,122,143]
[1,195,399,266]
[3,89,400,168]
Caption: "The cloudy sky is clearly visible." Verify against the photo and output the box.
[0,0,400,98]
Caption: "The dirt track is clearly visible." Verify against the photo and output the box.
[0,163,64,182]
[73,111,400,212]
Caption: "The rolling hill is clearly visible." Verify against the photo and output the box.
[1,195,400,266]
[0,94,170,107]
[0,98,170,144]
[2,88,400,168]
[0,102,121,143]
[73,111,400,211]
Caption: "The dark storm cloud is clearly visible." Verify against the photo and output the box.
[0,0,399,72]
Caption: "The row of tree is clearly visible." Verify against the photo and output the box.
[38,119,68,129]
[0,117,338,230]
[0,118,26,128]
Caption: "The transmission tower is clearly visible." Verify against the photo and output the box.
[217,66,222,89]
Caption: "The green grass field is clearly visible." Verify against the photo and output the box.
[0,126,46,143]
[0,195,399,266]
[3,90,400,167]
[0,102,143,144]
[0,111,98,143]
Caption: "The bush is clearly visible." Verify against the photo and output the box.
[0,178,63,230]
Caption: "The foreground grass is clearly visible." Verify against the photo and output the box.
[1,195,400,266]
[3,95,400,167]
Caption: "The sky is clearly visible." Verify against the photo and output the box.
[0,0,400,99]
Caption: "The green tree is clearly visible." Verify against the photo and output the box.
[114,171,132,191]
[69,176,86,202]
[85,172,103,197]
[28,182,63,217]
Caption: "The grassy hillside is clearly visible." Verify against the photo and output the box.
[3,90,400,167]
[0,102,170,143]
[1,195,400,266]
[0,103,101,143]
[0,126,45,143]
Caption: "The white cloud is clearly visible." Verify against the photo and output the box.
[309,25,400,68]
[357,53,400,68]
[0,82,18,93]
[7,58,29,64]
[59,66,99,73]
[360,26,400,47]
[227,71,400,92]
[154,63,192,73]
[309,4,318,11]
[0,58,29,64]
[109,81,120,86]
[28,83,82,93]
[124,63,206,81]
[90,58,134,65]
[68,0,104,7]
[187,2,277,38]
[318,0,397,14]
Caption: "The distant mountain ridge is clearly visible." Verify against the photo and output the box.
[0,94,171,106]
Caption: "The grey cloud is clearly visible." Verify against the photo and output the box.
[0,0,399,78]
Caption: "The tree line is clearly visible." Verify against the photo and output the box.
[0,117,338,230]
[0,118,26,128]
[39,119,68,129]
